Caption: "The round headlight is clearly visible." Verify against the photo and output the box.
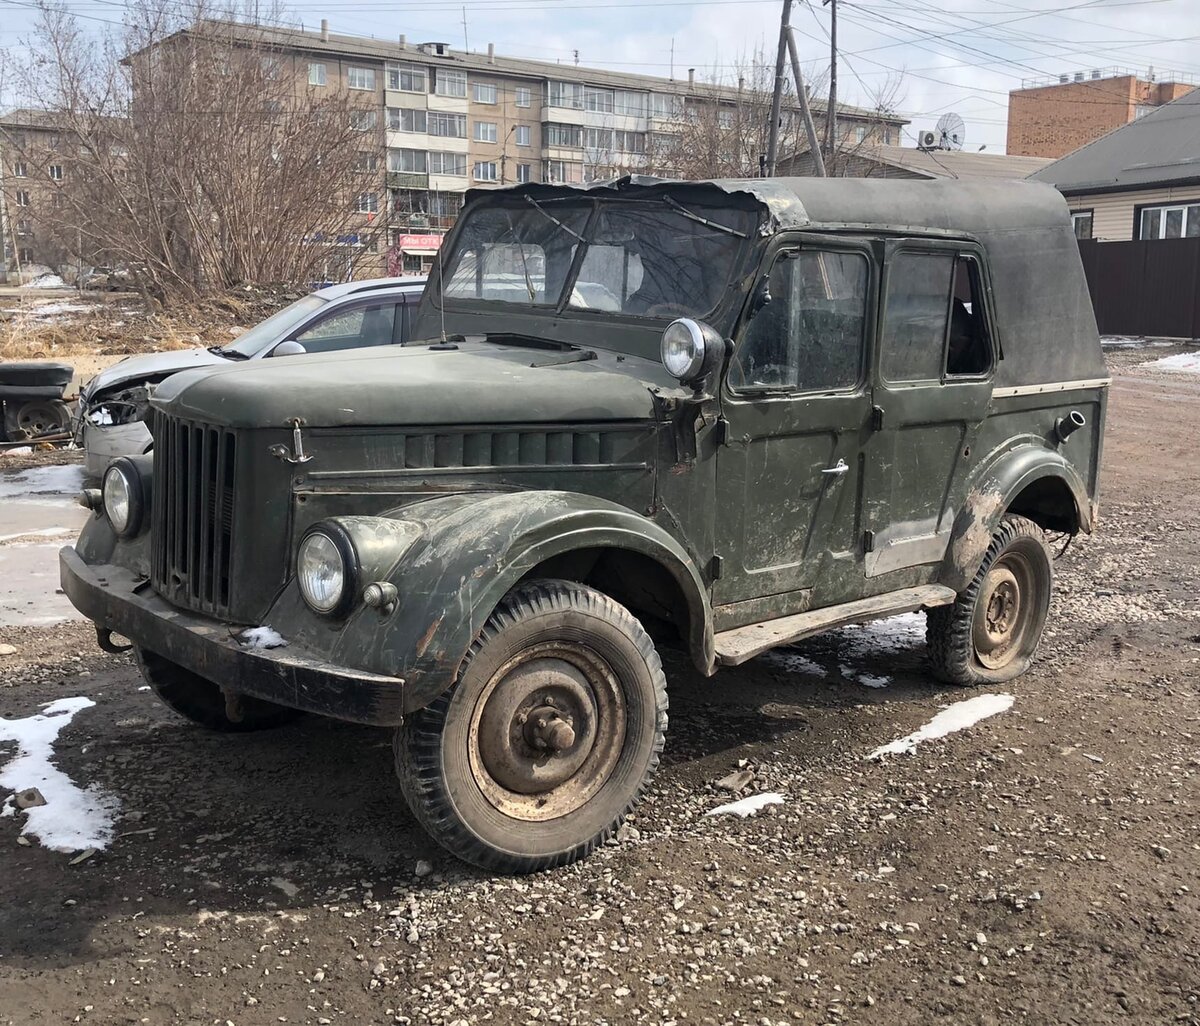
[661,319,706,381]
[102,461,141,536]
[297,528,356,616]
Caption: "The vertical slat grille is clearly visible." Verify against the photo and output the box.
[151,412,237,616]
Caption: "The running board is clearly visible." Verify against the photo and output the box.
[713,585,958,667]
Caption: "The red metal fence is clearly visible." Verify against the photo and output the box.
[1077,238,1200,340]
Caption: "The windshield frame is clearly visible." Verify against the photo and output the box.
[222,292,331,357]
[434,192,763,331]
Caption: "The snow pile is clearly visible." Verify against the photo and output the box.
[1141,351,1200,375]
[0,697,119,852]
[705,792,786,818]
[240,625,288,649]
[867,694,1014,760]
[22,272,68,289]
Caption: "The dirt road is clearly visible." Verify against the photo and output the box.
[1,354,1197,1026]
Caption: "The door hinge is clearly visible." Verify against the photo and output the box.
[862,530,876,553]
[709,554,724,581]
[871,405,885,431]
[713,417,730,446]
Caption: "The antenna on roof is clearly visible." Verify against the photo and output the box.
[461,6,468,51]
[936,112,966,151]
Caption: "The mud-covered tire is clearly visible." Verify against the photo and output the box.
[927,514,1053,686]
[135,647,304,732]
[394,579,668,874]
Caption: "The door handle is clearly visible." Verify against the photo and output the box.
[821,458,849,477]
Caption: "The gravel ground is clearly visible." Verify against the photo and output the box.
[0,351,1197,1026]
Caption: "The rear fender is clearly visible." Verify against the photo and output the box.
[328,490,712,711]
[939,442,1092,593]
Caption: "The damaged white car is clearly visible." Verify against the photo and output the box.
[79,276,426,478]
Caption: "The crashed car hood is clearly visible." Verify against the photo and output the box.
[83,346,233,401]
[152,341,684,428]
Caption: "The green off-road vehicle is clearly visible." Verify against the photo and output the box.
[62,176,1107,872]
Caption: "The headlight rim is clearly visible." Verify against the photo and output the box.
[102,458,144,537]
[661,318,707,382]
[296,522,360,618]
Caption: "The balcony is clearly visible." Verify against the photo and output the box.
[386,171,429,190]
[388,210,458,231]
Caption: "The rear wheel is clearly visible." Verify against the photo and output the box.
[395,579,668,873]
[135,647,303,732]
[927,514,1053,685]
[5,400,71,440]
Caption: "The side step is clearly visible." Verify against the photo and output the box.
[713,585,958,667]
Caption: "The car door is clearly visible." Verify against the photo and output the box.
[712,235,877,623]
[863,240,997,578]
[286,298,403,355]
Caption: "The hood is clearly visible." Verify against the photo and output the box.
[83,346,231,401]
[152,341,685,429]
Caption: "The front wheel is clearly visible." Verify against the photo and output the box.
[135,648,304,731]
[395,579,668,874]
[927,514,1053,685]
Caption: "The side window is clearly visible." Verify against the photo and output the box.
[294,302,397,354]
[730,249,868,392]
[881,250,993,383]
[880,251,954,383]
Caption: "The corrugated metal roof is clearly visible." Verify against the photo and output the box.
[861,145,1054,180]
[1029,87,1200,192]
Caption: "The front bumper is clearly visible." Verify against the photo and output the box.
[59,546,406,726]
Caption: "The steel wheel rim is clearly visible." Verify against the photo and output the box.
[467,641,626,822]
[15,401,69,438]
[972,554,1034,670]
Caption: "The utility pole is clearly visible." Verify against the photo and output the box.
[764,0,792,177]
[823,0,837,170]
[786,28,825,176]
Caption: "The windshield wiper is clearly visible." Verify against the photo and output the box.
[482,332,575,352]
[525,196,586,242]
[209,345,250,361]
[663,197,749,238]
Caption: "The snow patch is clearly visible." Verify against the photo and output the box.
[21,272,68,289]
[759,650,824,676]
[1142,351,1200,375]
[867,694,1015,760]
[0,697,120,852]
[240,626,288,650]
[0,464,85,501]
[705,792,786,818]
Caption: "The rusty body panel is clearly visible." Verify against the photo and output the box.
[62,176,1107,725]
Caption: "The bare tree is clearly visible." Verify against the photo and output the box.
[7,0,384,303]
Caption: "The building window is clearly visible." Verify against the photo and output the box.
[308,63,326,86]
[348,67,376,91]
[18,247,33,264]
[356,192,378,214]
[1138,202,1200,240]
[585,127,613,152]
[474,121,497,143]
[548,81,583,109]
[403,253,424,274]
[13,161,27,177]
[614,90,648,117]
[515,124,531,147]
[473,160,498,182]
[350,109,378,131]
[389,148,428,173]
[472,82,497,104]
[388,64,427,92]
[428,112,467,137]
[260,57,281,80]
[429,151,467,175]
[515,87,532,108]
[614,130,645,153]
[434,69,467,97]
[855,125,867,144]
[48,164,64,181]
[545,123,582,148]
[584,87,614,113]
[15,190,30,207]
[717,107,735,130]
[516,163,532,183]
[1071,211,1094,240]
[651,93,681,119]
[355,151,379,172]
[544,159,581,184]
[390,108,427,133]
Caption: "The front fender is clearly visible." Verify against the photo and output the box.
[939,440,1092,593]
[309,491,713,711]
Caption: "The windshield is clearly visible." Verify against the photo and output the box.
[222,293,329,357]
[442,196,758,321]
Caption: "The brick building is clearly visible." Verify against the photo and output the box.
[1007,68,1195,159]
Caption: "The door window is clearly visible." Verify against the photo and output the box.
[881,250,992,382]
[730,249,868,393]
[293,302,397,353]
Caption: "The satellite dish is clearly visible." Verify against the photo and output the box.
[936,113,966,151]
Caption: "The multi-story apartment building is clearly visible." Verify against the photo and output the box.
[0,109,72,277]
[1007,68,1196,159]
[195,20,906,275]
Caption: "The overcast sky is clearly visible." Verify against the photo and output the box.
[2,0,1199,152]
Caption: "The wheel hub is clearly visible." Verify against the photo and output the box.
[972,561,1029,670]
